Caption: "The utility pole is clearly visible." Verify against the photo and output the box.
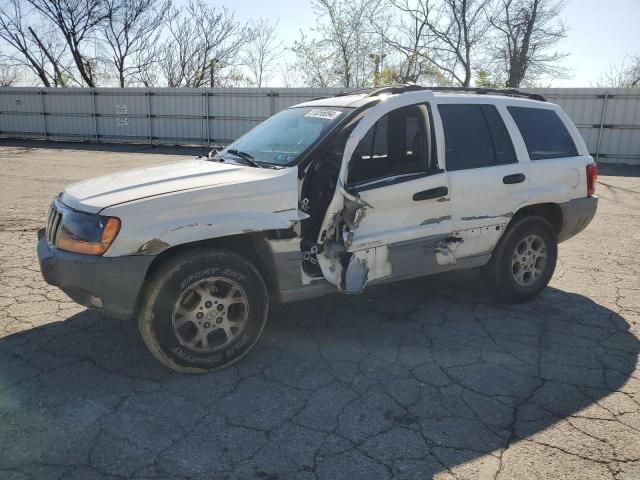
[209,60,215,88]
[369,53,387,87]
[209,59,220,88]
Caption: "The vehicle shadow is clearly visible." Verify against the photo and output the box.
[0,271,637,479]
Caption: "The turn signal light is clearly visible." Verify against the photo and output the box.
[101,217,121,244]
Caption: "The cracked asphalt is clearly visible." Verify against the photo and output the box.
[1,140,639,480]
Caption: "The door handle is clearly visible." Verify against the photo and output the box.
[413,186,448,201]
[503,173,526,184]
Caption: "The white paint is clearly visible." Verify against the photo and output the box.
[316,91,595,290]
[316,91,447,289]
[60,160,300,257]
[353,246,391,281]
[63,159,292,213]
[52,89,595,296]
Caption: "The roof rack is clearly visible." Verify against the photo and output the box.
[335,84,546,102]
[427,87,546,102]
[363,84,428,97]
[335,84,424,97]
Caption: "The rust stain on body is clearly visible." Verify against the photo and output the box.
[136,238,170,255]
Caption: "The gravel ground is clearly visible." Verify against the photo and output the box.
[0,140,639,480]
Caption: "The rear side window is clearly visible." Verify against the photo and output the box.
[438,104,517,171]
[508,107,579,160]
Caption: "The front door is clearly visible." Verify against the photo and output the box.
[315,92,454,292]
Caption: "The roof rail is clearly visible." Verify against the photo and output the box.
[364,84,429,97]
[335,86,378,97]
[427,87,546,102]
[335,84,546,102]
[335,84,427,98]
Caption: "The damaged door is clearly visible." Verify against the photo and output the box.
[315,92,454,293]
[437,102,530,259]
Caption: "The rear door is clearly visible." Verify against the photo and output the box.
[507,105,592,205]
[437,101,529,260]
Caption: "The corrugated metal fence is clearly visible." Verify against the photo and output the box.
[0,87,638,165]
[526,88,640,165]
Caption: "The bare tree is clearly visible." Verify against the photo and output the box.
[373,2,432,84]
[0,0,70,86]
[293,0,382,88]
[598,55,640,88]
[0,55,20,86]
[291,33,337,87]
[489,0,568,87]
[390,0,492,87]
[127,46,163,86]
[275,56,304,87]
[101,0,170,87]
[372,1,451,85]
[25,0,110,87]
[243,18,282,87]
[160,0,250,88]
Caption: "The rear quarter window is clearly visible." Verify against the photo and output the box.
[508,106,579,160]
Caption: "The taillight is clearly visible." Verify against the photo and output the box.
[586,163,598,197]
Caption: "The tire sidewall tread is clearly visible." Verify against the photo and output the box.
[483,216,558,303]
[138,248,268,373]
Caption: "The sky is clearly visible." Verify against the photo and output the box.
[213,0,640,87]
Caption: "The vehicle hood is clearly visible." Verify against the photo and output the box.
[61,159,292,213]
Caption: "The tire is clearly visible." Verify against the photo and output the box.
[482,216,558,303]
[138,248,269,373]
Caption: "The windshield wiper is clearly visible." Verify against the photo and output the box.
[225,149,263,168]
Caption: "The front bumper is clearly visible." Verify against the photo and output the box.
[558,196,598,243]
[37,228,154,319]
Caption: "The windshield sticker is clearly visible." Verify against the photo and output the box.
[273,154,295,162]
[304,109,343,120]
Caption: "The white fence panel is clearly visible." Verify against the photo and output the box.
[0,87,638,164]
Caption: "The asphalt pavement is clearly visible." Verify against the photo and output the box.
[1,140,639,479]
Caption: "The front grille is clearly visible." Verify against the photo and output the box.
[46,203,63,246]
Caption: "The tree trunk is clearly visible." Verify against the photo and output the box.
[69,43,95,87]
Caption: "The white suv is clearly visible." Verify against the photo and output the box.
[38,86,598,372]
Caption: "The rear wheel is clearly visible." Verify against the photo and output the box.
[482,216,558,303]
[138,249,268,373]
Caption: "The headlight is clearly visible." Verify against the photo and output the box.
[55,209,121,255]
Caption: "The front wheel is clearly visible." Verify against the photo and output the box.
[482,216,558,303]
[138,249,269,373]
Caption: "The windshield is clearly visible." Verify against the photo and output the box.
[216,106,351,166]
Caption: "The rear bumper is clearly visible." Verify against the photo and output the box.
[558,196,598,243]
[37,228,154,319]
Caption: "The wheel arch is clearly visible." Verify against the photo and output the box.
[510,203,563,237]
[141,232,280,301]
[486,203,563,263]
